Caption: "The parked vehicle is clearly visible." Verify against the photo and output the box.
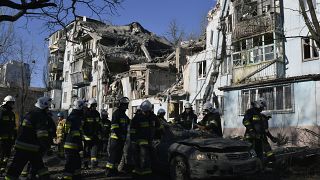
[152,123,261,180]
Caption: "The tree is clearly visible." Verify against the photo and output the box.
[0,0,122,28]
[0,22,15,63]
[299,0,320,48]
[166,19,185,47]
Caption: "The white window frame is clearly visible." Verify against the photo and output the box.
[240,84,294,114]
[197,60,207,79]
[302,37,319,61]
[232,33,275,67]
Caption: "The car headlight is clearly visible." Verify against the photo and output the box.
[195,152,219,161]
[249,149,257,158]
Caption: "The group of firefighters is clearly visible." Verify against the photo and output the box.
[0,94,279,179]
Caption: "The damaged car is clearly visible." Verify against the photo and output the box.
[152,123,261,180]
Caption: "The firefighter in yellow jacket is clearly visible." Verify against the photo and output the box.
[56,112,66,158]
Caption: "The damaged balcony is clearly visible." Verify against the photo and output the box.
[233,13,281,40]
[70,71,91,88]
[74,48,91,60]
[49,39,66,53]
[48,61,63,73]
[129,63,177,99]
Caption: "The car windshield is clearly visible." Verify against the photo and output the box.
[164,123,217,140]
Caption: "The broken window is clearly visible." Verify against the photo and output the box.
[302,37,319,61]
[63,92,67,103]
[227,15,233,33]
[67,51,71,61]
[236,0,258,22]
[222,55,232,75]
[240,84,293,114]
[94,61,98,71]
[65,71,69,82]
[210,30,214,45]
[92,85,97,98]
[197,61,207,79]
[232,33,275,66]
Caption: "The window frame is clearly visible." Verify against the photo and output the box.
[63,92,67,103]
[197,60,207,79]
[92,85,97,98]
[302,37,319,61]
[65,71,69,82]
[240,84,294,115]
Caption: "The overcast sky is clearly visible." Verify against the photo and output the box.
[13,0,215,87]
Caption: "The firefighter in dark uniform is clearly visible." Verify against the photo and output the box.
[100,109,111,155]
[155,108,166,139]
[174,102,197,130]
[62,99,85,180]
[243,98,278,167]
[105,97,130,177]
[130,100,157,178]
[5,97,52,180]
[0,95,16,174]
[197,102,223,137]
[83,98,101,168]
[21,109,57,179]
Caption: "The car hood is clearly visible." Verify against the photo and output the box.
[177,138,251,152]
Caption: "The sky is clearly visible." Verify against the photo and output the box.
[13,0,215,87]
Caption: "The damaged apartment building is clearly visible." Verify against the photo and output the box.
[177,0,320,145]
[47,16,176,117]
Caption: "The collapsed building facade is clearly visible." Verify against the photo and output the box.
[47,16,174,117]
[178,0,320,146]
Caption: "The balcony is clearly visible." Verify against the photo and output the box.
[48,80,62,90]
[74,49,91,60]
[70,71,91,88]
[49,61,63,72]
[49,39,66,53]
[232,13,281,41]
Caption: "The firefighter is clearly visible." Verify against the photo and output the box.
[174,102,197,130]
[56,112,66,158]
[130,100,157,179]
[0,95,16,174]
[83,98,101,168]
[105,97,130,177]
[243,98,278,167]
[100,109,111,155]
[62,99,85,180]
[197,102,223,137]
[155,108,166,139]
[5,97,52,180]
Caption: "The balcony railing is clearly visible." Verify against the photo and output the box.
[74,49,91,60]
[70,71,90,88]
[232,13,280,40]
[48,80,62,90]
[49,61,63,72]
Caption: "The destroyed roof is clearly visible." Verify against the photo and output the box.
[130,62,176,71]
[77,21,174,63]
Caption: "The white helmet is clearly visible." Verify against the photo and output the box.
[73,99,85,110]
[254,98,266,109]
[87,98,97,107]
[35,96,52,109]
[140,100,152,112]
[157,108,166,115]
[2,95,15,105]
[184,102,192,109]
[203,102,214,112]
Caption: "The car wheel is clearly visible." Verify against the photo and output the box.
[170,155,189,180]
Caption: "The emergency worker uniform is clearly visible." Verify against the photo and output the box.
[199,110,222,137]
[56,118,67,157]
[0,104,16,172]
[63,109,84,180]
[130,107,157,177]
[5,108,51,180]
[174,111,197,130]
[83,109,101,167]
[243,108,276,165]
[100,114,111,155]
[105,108,130,175]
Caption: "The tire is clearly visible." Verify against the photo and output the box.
[170,155,190,180]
